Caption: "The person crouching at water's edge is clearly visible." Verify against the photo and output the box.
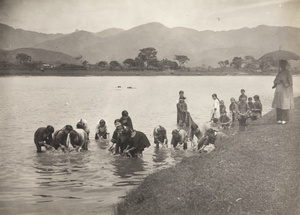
[122,128,150,158]
[34,125,55,152]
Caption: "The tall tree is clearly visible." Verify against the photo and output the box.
[230,57,243,69]
[16,53,32,64]
[137,47,157,69]
[174,55,189,68]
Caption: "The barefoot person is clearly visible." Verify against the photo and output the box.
[272,60,294,124]
[34,125,55,152]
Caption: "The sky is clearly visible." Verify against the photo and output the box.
[0,0,299,34]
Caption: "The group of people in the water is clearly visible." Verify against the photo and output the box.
[34,111,151,158]
[34,89,263,157]
[34,120,90,153]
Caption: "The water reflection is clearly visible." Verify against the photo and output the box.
[1,76,295,214]
[152,147,169,164]
[111,157,146,179]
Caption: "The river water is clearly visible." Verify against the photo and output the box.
[0,75,299,215]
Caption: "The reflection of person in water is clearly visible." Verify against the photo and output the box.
[152,147,169,164]
[111,157,145,179]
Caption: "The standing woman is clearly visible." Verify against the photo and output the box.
[272,60,294,124]
[211,93,220,125]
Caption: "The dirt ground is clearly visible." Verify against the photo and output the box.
[115,97,300,215]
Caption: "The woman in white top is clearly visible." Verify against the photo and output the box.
[211,93,220,123]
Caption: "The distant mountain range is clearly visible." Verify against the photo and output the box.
[1,22,300,67]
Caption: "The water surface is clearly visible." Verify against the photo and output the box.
[0,75,299,215]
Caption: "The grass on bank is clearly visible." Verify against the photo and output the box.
[115,97,300,215]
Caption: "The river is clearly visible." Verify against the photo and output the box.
[0,75,299,215]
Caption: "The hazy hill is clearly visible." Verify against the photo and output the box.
[0,48,80,65]
[33,30,101,59]
[94,28,125,37]
[2,22,300,67]
[0,23,64,50]
[84,23,300,66]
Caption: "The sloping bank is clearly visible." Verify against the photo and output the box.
[115,96,300,215]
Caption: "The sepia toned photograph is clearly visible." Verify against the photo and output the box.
[0,0,299,214]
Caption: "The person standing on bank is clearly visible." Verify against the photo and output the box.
[211,93,220,125]
[177,97,188,125]
[272,60,294,124]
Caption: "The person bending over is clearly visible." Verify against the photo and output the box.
[53,125,73,152]
[153,125,168,148]
[171,129,188,150]
[122,128,151,158]
[34,125,55,153]
[67,129,88,151]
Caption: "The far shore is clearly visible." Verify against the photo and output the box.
[0,68,285,76]
[115,96,300,215]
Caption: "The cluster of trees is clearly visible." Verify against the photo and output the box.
[218,55,282,71]
[0,53,42,69]
[94,48,190,71]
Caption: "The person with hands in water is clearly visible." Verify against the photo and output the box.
[67,129,88,152]
[122,127,151,158]
[153,125,168,148]
[34,125,55,153]
[53,125,73,152]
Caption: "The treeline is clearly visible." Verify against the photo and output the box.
[1,48,190,71]
[87,47,190,71]
[218,55,286,71]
